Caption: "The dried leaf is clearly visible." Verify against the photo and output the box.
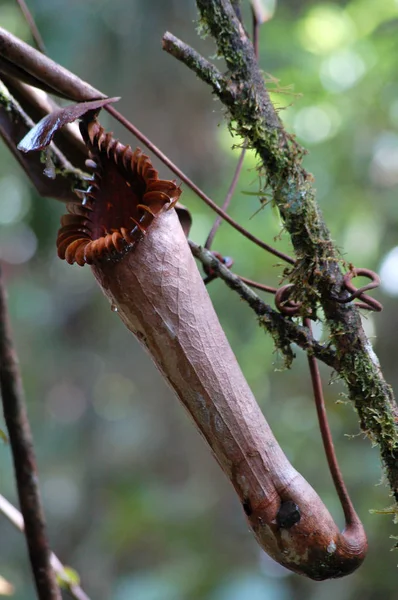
[18,97,119,153]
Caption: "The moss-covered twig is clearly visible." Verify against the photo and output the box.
[164,0,398,503]
[162,33,228,97]
[189,240,338,369]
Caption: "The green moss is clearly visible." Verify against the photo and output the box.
[0,80,13,111]
[258,315,295,368]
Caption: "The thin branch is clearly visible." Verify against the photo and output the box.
[188,240,338,369]
[162,32,235,110]
[252,13,260,60]
[0,267,61,599]
[162,33,226,91]
[16,0,46,54]
[304,318,358,528]
[0,494,91,600]
[238,274,276,294]
[205,145,246,249]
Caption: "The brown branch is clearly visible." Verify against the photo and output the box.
[237,274,277,294]
[250,0,274,27]
[205,145,246,249]
[0,27,101,101]
[16,0,46,54]
[0,267,61,599]
[0,494,91,600]
[304,318,362,530]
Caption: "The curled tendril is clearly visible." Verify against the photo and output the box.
[274,284,303,316]
[335,268,382,312]
[203,251,234,285]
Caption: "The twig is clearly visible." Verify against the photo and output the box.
[162,33,226,92]
[188,240,338,369]
[16,0,46,54]
[237,274,276,294]
[251,0,271,59]
[0,266,61,600]
[205,146,246,249]
[173,0,398,507]
[0,494,91,600]
[304,318,358,527]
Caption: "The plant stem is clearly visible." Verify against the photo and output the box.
[205,146,246,249]
[0,266,61,600]
[16,0,46,54]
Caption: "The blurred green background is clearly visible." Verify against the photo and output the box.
[0,0,398,598]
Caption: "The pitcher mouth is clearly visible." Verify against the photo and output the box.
[57,118,181,266]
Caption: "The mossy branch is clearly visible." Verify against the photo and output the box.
[188,240,338,369]
[164,0,398,504]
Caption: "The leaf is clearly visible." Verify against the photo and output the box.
[56,566,80,589]
[0,428,8,444]
[17,97,120,153]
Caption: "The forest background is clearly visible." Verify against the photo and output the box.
[0,0,398,598]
